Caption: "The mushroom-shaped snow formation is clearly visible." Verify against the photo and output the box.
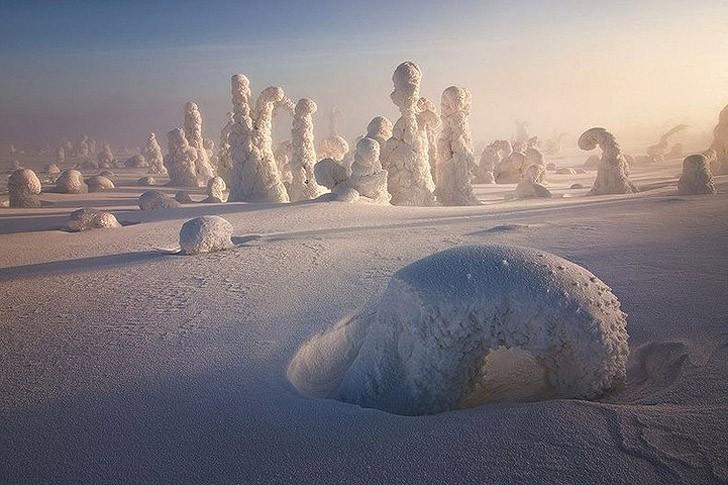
[435,86,479,206]
[579,128,637,195]
[144,132,166,175]
[65,208,121,232]
[164,128,199,187]
[55,169,88,194]
[8,169,42,208]
[203,176,227,203]
[347,137,391,204]
[381,61,436,206]
[86,175,115,192]
[678,154,716,195]
[708,104,728,175]
[288,98,326,201]
[366,116,393,156]
[514,165,552,199]
[288,245,629,415]
[138,190,181,210]
[179,216,234,255]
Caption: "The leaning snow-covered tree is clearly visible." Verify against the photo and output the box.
[143,132,166,175]
[435,86,479,206]
[708,104,728,175]
[646,124,688,162]
[318,107,349,162]
[184,101,215,184]
[228,74,290,202]
[381,61,436,206]
[288,98,326,201]
[164,128,199,187]
[579,127,637,195]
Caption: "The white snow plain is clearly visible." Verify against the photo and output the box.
[0,154,727,483]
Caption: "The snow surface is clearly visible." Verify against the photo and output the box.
[1,157,727,483]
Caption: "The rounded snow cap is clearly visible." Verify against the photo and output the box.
[295,98,317,116]
[289,245,629,415]
[578,127,610,151]
[179,216,234,255]
[441,86,472,115]
[355,137,379,161]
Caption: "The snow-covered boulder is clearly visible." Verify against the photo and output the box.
[55,169,88,194]
[678,154,716,195]
[137,176,156,186]
[174,191,194,204]
[179,216,234,255]
[288,245,629,415]
[86,175,115,192]
[45,163,61,175]
[138,190,180,210]
[65,208,121,232]
[8,168,42,208]
[203,176,227,203]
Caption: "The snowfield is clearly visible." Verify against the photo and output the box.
[1,155,727,483]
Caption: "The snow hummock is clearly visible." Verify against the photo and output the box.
[138,190,181,210]
[678,154,716,195]
[435,86,479,206]
[85,175,115,192]
[55,169,88,194]
[579,127,638,195]
[8,168,42,208]
[179,216,234,255]
[65,208,121,232]
[289,245,629,415]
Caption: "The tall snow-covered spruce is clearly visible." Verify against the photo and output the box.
[143,132,166,175]
[164,128,199,187]
[381,61,435,206]
[183,101,215,184]
[228,75,290,203]
[435,86,479,206]
[288,98,326,201]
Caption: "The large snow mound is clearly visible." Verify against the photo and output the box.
[288,245,629,415]
[179,216,234,255]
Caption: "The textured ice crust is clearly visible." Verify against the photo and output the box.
[179,216,234,255]
[289,245,629,415]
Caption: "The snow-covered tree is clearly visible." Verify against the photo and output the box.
[288,98,326,201]
[579,127,637,195]
[435,86,479,206]
[678,154,716,195]
[164,128,199,187]
[184,101,215,184]
[143,132,166,175]
[381,61,435,206]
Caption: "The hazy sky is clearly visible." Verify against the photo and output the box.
[1,0,727,152]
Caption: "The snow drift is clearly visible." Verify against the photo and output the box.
[289,245,629,415]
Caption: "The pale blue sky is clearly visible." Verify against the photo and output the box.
[1,0,727,150]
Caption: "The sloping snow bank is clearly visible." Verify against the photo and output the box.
[289,245,629,415]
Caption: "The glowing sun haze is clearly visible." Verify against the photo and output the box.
[1,0,726,151]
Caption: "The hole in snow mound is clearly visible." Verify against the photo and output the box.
[288,245,630,416]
